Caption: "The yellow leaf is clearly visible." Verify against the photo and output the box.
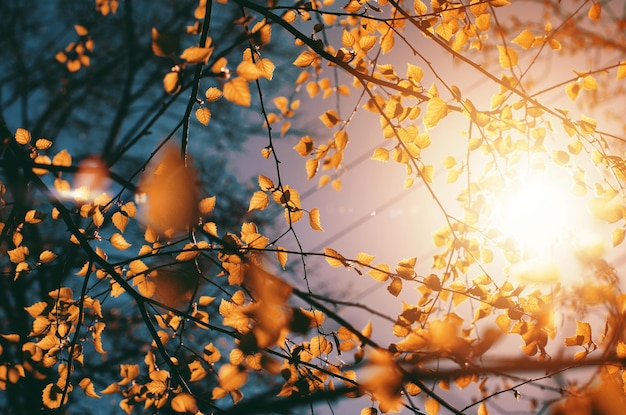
[171,393,198,413]
[414,0,427,14]
[180,46,213,63]
[424,97,448,129]
[583,75,598,90]
[512,29,534,49]
[25,209,45,224]
[343,0,362,13]
[359,35,377,52]
[613,228,625,247]
[8,246,28,263]
[319,110,340,128]
[342,30,355,48]
[218,364,247,391]
[498,45,518,68]
[195,107,211,126]
[305,158,318,180]
[324,247,347,267]
[223,77,251,107]
[163,72,181,94]
[478,402,489,415]
[35,138,53,150]
[367,264,390,282]
[371,147,389,162]
[565,82,581,101]
[553,150,570,165]
[334,130,349,151]
[0,333,20,342]
[110,233,131,250]
[199,196,216,215]
[79,378,101,398]
[276,247,288,269]
[442,156,456,168]
[575,321,592,346]
[293,136,314,157]
[237,60,264,81]
[42,383,65,409]
[293,51,317,67]
[617,62,626,80]
[256,58,275,80]
[258,175,274,191]
[15,128,32,145]
[39,250,57,263]
[407,63,424,83]
[205,87,223,102]
[112,211,128,232]
[248,191,269,211]
[588,2,601,21]
[356,252,375,266]
[309,207,324,231]
[475,13,490,32]
[52,149,72,167]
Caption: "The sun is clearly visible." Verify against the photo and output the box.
[491,164,601,284]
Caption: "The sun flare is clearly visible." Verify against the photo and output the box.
[492,167,600,284]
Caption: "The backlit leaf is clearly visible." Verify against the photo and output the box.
[248,191,269,211]
[371,148,389,161]
[367,264,390,282]
[617,62,626,80]
[218,364,247,391]
[171,393,198,413]
[293,51,317,67]
[294,136,314,157]
[8,246,28,263]
[195,107,211,125]
[324,247,348,267]
[180,46,212,63]
[199,196,216,215]
[79,378,101,398]
[15,128,31,144]
[39,250,57,263]
[588,2,601,21]
[424,97,448,129]
[478,402,489,415]
[223,77,251,107]
[512,29,534,49]
[110,233,131,250]
[498,45,518,68]
[256,58,275,80]
[163,72,180,94]
[319,110,340,128]
[205,87,223,101]
[237,60,264,81]
[112,211,128,232]
[276,247,288,269]
[309,208,324,231]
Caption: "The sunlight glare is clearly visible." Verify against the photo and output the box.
[493,166,597,285]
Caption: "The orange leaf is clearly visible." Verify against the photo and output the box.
[293,51,317,67]
[180,46,212,63]
[588,2,601,21]
[195,107,211,125]
[223,77,251,107]
[308,207,324,231]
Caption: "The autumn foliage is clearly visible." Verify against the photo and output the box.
[1,0,626,414]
